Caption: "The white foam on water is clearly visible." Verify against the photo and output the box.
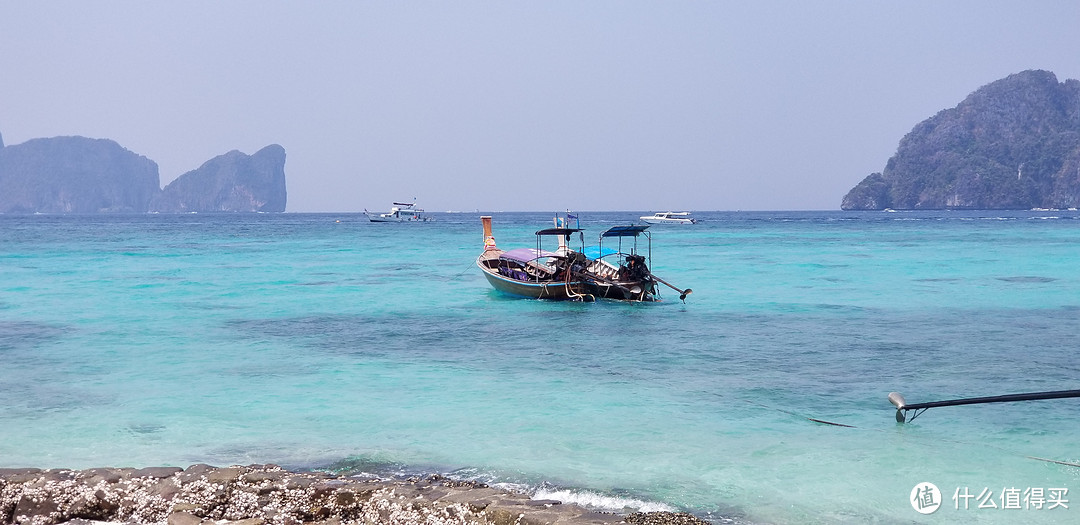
[531,487,675,513]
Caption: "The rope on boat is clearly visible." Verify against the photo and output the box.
[561,264,593,301]
[451,260,480,279]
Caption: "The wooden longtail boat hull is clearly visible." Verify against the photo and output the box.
[476,256,657,301]
[476,256,592,300]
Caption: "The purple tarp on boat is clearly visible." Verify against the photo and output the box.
[499,248,557,263]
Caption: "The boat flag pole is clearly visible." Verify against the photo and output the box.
[889,389,1080,423]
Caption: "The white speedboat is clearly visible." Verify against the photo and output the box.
[639,212,695,225]
[365,202,431,222]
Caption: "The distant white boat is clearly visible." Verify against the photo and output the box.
[639,212,696,225]
[365,202,431,222]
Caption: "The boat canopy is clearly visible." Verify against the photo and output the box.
[534,227,584,236]
[601,225,650,237]
[582,246,618,259]
[500,248,558,263]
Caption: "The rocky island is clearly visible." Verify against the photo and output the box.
[842,70,1080,210]
[0,131,287,214]
[150,145,287,213]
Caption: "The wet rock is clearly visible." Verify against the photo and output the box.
[512,508,571,525]
[574,510,626,524]
[226,518,265,525]
[41,469,76,482]
[78,468,123,484]
[13,493,60,523]
[625,511,712,525]
[148,478,182,501]
[283,477,315,490]
[167,510,202,525]
[131,467,183,480]
[438,486,505,505]
[419,487,449,501]
[0,469,42,484]
[334,490,357,507]
[206,467,244,483]
[179,464,215,483]
[170,503,201,513]
[481,507,523,525]
[241,471,283,484]
[66,490,119,521]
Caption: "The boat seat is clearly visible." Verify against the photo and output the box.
[527,262,553,276]
[588,262,618,280]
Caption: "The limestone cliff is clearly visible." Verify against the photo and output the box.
[843,70,1080,210]
[150,145,287,213]
[0,134,288,214]
[0,136,160,213]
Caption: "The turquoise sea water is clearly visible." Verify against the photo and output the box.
[2,210,1079,524]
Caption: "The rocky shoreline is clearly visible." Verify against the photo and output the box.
[0,464,710,525]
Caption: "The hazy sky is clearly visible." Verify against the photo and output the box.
[3,2,1080,212]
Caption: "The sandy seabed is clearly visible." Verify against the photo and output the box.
[0,464,711,525]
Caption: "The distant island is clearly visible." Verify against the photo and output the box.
[842,70,1080,210]
[0,130,286,213]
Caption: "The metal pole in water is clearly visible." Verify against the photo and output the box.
[889,389,1080,423]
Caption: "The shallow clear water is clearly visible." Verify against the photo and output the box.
[2,210,1079,524]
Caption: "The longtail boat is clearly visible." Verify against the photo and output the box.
[475,215,691,302]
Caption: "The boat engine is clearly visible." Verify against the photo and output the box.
[622,254,651,282]
[558,251,591,279]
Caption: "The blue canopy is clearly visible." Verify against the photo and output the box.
[601,225,650,237]
[582,246,618,259]
[500,248,557,263]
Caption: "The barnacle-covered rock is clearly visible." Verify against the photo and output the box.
[0,464,705,525]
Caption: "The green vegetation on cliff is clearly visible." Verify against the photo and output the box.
[843,70,1080,210]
